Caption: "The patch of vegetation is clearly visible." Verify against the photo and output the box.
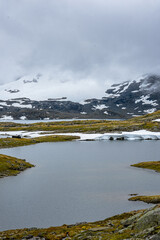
[0,135,79,149]
[129,195,160,204]
[131,161,160,172]
[0,110,160,133]
[0,154,34,178]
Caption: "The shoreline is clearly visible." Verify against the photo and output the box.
[0,112,160,238]
[1,205,160,239]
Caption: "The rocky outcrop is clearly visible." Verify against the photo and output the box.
[135,208,160,231]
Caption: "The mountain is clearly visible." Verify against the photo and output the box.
[97,74,160,116]
[0,74,159,120]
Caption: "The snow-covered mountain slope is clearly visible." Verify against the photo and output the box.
[0,73,103,101]
[102,74,160,115]
[72,74,160,119]
[0,73,69,101]
[0,74,159,120]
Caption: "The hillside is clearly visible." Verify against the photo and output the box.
[0,74,159,120]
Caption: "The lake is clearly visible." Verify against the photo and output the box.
[0,140,160,231]
[0,119,123,124]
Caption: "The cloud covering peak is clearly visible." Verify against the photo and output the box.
[0,0,160,98]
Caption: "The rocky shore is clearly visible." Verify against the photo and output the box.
[1,111,160,239]
[1,205,160,239]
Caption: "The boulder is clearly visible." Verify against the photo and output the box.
[135,208,160,230]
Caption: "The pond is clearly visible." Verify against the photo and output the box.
[0,140,160,231]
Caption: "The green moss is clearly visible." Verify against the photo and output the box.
[131,161,160,172]
[129,195,160,204]
[0,154,34,178]
[0,135,79,149]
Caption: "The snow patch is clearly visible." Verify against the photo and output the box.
[0,131,54,138]
[80,100,90,105]
[0,115,13,120]
[20,116,27,120]
[0,102,9,106]
[153,119,160,122]
[93,104,108,110]
[0,130,160,141]
[104,111,108,115]
[116,104,122,107]
[12,103,32,108]
[144,108,156,114]
[132,90,139,93]
[135,95,158,106]
[55,130,160,141]
[80,112,87,115]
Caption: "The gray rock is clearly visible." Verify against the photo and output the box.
[147,233,160,240]
[134,227,155,239]
[88,227,109,232]
[121,212,142,227]
[135,208,160,230]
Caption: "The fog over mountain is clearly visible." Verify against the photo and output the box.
[0,0,160,99]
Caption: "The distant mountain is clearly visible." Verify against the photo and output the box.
[94,74,160,117]
[0,74,159,120]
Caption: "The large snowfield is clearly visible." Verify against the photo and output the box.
[0,130,160,140]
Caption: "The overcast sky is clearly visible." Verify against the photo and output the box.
[0,0,160,98]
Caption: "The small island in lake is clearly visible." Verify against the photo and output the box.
[0,154,34,178]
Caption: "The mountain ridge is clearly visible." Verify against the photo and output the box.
[0,74,159,120]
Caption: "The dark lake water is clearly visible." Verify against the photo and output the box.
[0,140,160,231]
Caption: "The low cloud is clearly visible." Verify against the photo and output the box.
[0,0,160,98]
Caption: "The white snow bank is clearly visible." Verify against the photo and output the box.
[153,119,160,122]
[12,103,32,108]
[0,115,13,120]
[20,116,27,120]
[55,133,103,140]
[55,130,160,141]
[0,130,160,141]
[0,131,54,138]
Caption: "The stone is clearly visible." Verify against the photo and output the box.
[88,227,109,232]
[135,208,160,230]
[147,233,160,240]
[121,212,142,227]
